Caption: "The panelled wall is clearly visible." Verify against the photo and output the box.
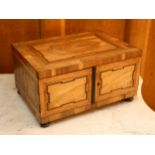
[142,20,155,111]
[0,19,152,79]
[0,19,40,73]
[40,19,126,39]
[65,19,126,40]
[124,19,152,77]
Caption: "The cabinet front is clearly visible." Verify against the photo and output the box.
[39,69,92,117]
[95,59,140,106]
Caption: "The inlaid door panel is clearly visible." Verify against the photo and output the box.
[48,77,87,109]
[39,69,92,116]
[95,59,140,104]
[99,65,135,94]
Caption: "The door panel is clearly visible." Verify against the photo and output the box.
[47,76,87,109]
[95,59,140,105]
[99,65,135,94]
[39,69,92,116]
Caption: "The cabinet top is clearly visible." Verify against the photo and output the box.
[13,31,141,78]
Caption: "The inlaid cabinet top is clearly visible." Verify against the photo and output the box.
[13,32,141,73]
[32,34,115,62]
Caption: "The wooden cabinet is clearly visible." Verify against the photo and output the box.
[12,31,141,127]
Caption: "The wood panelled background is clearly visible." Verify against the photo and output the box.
[124,19,152,77]
[0,19,40,73]
[142,20,155,111]
[65,19,126,40]
[41,19,63,38]
[0,19,152,78]
[41,19,126,40]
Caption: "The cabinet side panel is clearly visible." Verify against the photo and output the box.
[13,49,40,120]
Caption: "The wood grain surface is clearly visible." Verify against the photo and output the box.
[66,19,126,40]
[125,19,152,78]
[95,58,140,106]
[13,32,141,79]
[142,20,155,111]
[0,19,40,73]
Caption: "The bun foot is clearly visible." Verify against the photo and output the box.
[17,90,20,95]
[40,122,50,128]
[124,97,134,102]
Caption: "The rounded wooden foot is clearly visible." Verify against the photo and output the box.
[40,122,50,128]
[124,97,134,102]
[17,90,20,95]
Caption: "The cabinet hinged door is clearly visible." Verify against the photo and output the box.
[39,69,92,117]
[95,58,140,106]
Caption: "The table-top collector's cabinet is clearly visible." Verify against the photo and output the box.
[12,31,141,127]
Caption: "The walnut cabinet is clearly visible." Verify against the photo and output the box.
[12,32,141,127]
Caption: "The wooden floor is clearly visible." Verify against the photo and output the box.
[0,74,155,135]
